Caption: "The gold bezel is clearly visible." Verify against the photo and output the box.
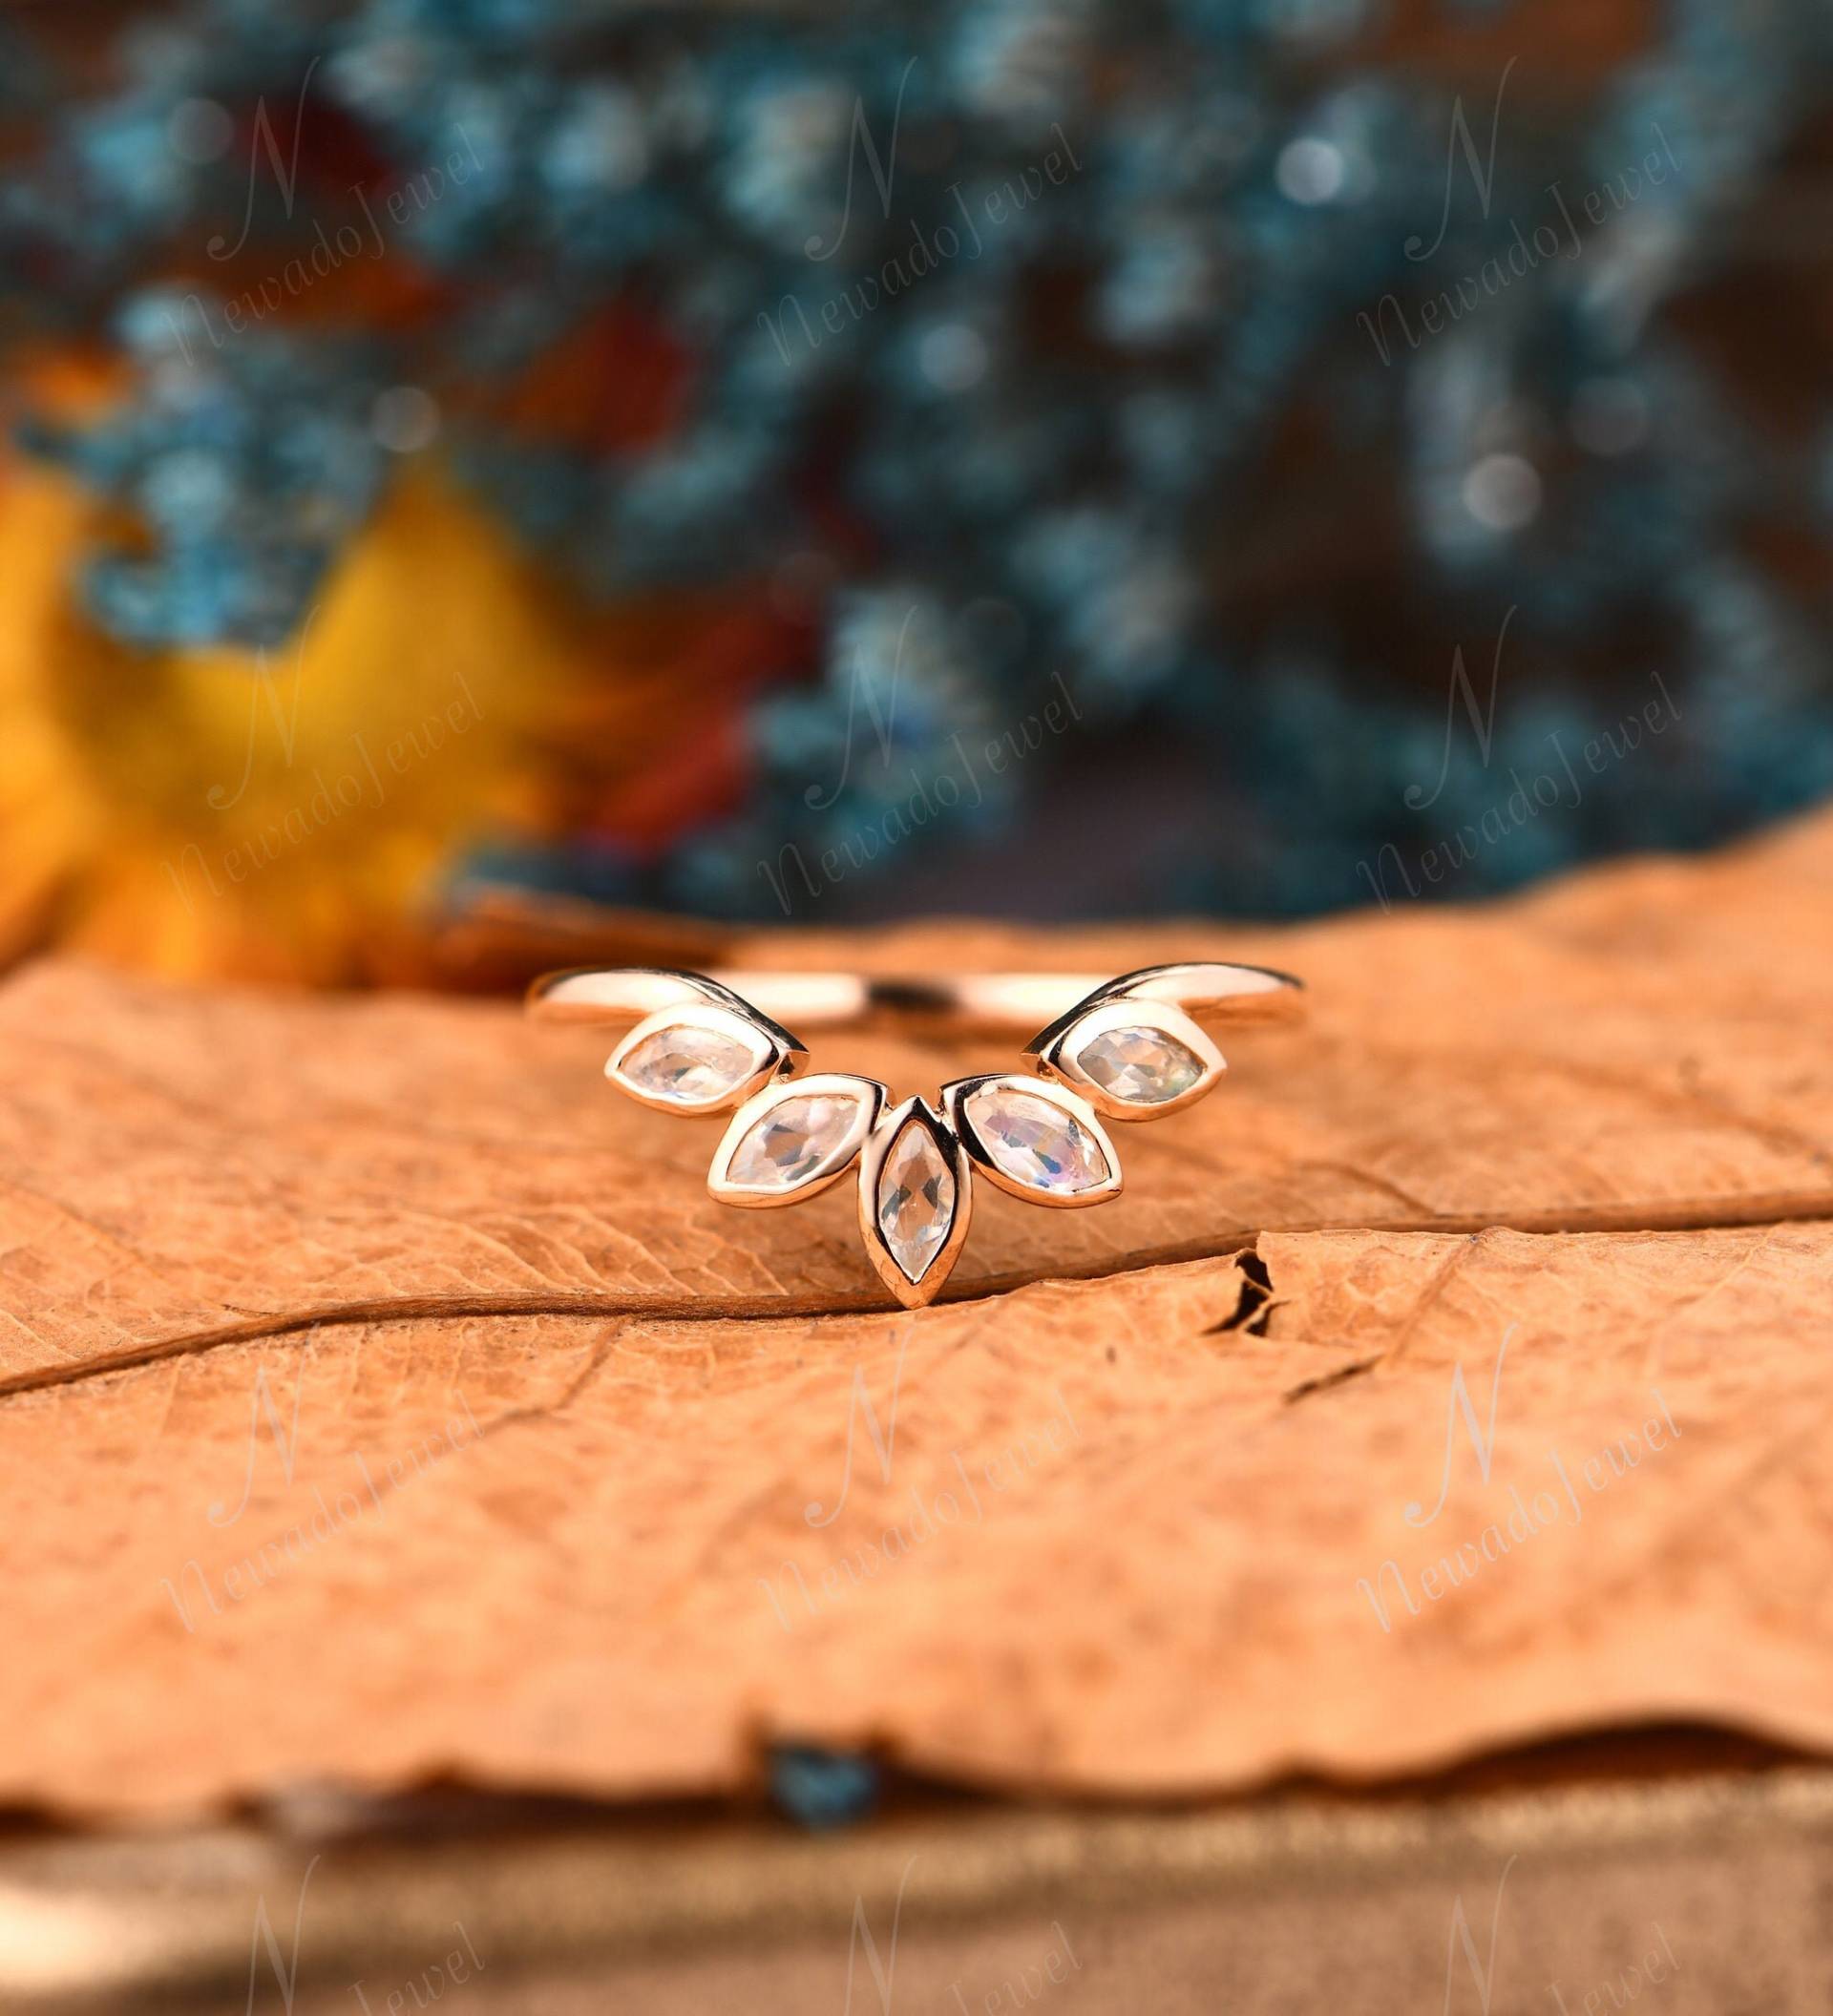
[1030,998,1224,1122]
[942,1074,1123,1207]
[706,1073,888,1208]
[856,1098,974,1310]
[605,1000,798,1117]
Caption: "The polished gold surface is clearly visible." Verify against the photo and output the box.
[527,960,1305,1035]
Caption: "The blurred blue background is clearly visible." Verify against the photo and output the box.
[2,0,1829,977]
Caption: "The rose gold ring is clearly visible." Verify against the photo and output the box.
[526,963,1306,1308]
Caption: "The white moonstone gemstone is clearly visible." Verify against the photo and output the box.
[963,1085,1109,1192]
[1074,1023,1205,1105]
[876,1123,956,1282]
[620,1024,755,1104]
[727,1093,854,1189]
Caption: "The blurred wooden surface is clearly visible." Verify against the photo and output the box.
[5,1762,1829,2013]
[0,811,1829,1817]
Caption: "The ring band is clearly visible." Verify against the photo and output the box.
[527,963,1306,1308]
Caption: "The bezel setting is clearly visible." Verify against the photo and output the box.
[606,1000,797,1116]
[857,1097,974,1310]
[1030,998,1224,1121]
[707,1072,888,1208]
[943,1073,1123,1207]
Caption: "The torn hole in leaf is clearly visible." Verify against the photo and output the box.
[1210,1248,1275,1336]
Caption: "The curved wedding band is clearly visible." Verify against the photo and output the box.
[527,963,1306,1308]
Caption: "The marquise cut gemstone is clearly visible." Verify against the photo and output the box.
[620,1025,756,1104]
[964,1085,1109,1193]
[876,1124,956,1282]
[1075,1024,1205,1105]
[728,1094,855,1189]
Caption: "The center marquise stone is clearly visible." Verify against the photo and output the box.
[876,1124,956,1281]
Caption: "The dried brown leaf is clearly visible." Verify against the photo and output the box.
[1,812,1830,1816]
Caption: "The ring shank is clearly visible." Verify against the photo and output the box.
[526,963,1304,1036]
